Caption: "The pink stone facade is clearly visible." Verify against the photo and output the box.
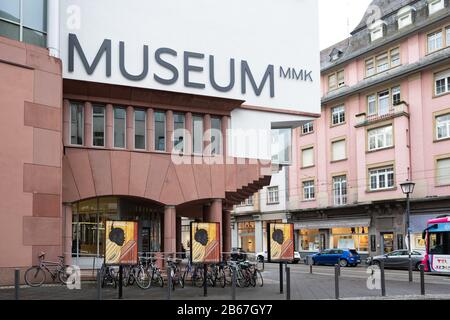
[289,11,450,257]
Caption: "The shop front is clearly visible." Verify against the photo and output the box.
[71,197,162,268]
[294,218,371,259]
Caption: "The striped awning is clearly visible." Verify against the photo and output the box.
[294,218,371,230]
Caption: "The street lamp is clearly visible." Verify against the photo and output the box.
[400,181,415,282]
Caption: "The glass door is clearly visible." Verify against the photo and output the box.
[381,233,394,254]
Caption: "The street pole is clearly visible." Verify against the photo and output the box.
[406,193,413,283]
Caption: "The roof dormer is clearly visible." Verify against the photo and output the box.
[428,0,445,15]
[397,6,416,30]
[369,20,387,42]
[329,48,344,62]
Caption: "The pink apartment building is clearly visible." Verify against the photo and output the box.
[289,0,450,258]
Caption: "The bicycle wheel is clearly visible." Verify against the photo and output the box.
[217,268,226,288]
[136,269,151,289]
[193,273,203,287]
[235,270,245,288]
[254,270,263,287]
[58,267,70,285]
[25,267,46,287]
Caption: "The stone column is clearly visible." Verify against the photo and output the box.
[166,110,174,153]
[204,199,223,254]
[106,104,113,149]
[63,205,73,265]
[176,216,182,257]
[164,206,176,259]
[146,108,154,151]
[84,102,92,147]
[222,209,232,256]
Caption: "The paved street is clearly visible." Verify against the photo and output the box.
[1,263,450,300]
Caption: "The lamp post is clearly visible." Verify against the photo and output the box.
[400,181,415,283]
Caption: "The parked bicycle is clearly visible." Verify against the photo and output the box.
[24,252,69,287]
[167,259,184,290]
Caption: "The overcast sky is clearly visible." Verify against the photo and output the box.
[319,0,372,49]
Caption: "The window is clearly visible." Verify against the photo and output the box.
[192,115,203,154]
[173,113,185,152]
[436,158,450,185]
[392,86,401,105]
[436,113,450,140]
[368,125,393,151]
[328,70,345,91]
[428,31,443,53]
[302,121,314,135]
[272,128,292,165]
[369,166,395,191]
[366,59,375,77]
[428,0,445,15]
[332,227,368,252]
[70,102,84,145]
[331,139,346,161]
[211,117,222,155]
[378,90,390,115]
[390,48,400,67]
[267,186,279,204]
[0,0,47,47]
[365,48,400,77]
[154,111,166,151]
[447,26,450,46]
[303,181,315,200]
[113,107,126,149]
[134,109,146,150]
[367,87,400,116]
[302,147,314,168]
[92,105,105,147]
[435,69,450,96]
[331,105,345,125]
[333,176,347,206]
[376,53,389,73]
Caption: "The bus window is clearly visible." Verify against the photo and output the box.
[429,232,450,255]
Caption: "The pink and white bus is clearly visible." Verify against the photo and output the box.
[422,215,450,274]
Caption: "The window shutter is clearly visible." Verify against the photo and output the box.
[302,148,314,167]
[437,158,450,185]
[332,140,346,161]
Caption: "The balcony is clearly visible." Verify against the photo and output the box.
[355,102,409,127]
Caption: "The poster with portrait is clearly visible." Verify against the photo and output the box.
[105,221,138,265]
[267,223,294,263]
[190,222,221,264]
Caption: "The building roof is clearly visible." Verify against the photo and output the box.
[351,0,419,34]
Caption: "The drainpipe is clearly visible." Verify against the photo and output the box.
[47,0,60,58]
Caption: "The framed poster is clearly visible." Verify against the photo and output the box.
[190,222,221,264]
[105,221,138,265]
[267,223,294,263]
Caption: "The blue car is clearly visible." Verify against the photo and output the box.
[310,249,361,267]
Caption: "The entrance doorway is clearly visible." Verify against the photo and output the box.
[381,233,394,254]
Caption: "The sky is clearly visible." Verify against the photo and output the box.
[319,0,372,49]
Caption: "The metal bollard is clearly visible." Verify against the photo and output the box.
[419,264,425,296]
[380,260,386,297]
[118,265,123,299]
[279,263,284,294]
[334,264,340,300]
[231,266,236,301]
[96,269,102,300]
[167,267,172,300]
[286,266,291,300]
[203,264,208,297]
[14,269,20,300]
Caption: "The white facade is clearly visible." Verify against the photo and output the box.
[55,0,321,160]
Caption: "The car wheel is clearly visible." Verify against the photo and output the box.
[415,262,422,271]
[372,260,380,267]
[339,259,348,267]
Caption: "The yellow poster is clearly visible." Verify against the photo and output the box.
[268,223,294,262]
[190,222,221,264]
[105,221,138,265]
